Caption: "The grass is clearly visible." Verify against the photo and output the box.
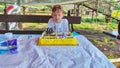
[22,23,47,30]
[74,22,118,31]
[108,53,115,59]
[22,22,118,32]
[92,38,115,46]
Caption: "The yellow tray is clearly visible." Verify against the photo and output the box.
[37,32,78,46]
[38,37,78,46]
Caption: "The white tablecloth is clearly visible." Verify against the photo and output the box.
[0,34,116,68]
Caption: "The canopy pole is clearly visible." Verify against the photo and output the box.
[76,4,80,16]
[17,0,21,6]
[4,3,9,30]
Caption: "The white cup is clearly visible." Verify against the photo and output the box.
[4,32,13,40]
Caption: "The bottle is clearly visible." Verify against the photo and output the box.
[5,32,18,54]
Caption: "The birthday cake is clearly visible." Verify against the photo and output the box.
[37,32,78,46]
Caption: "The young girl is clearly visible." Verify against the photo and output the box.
[47,5,69,33]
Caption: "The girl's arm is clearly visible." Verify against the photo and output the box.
[47,18,54,28]
[63,19,69,32]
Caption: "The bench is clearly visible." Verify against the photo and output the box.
[0,14,81,34]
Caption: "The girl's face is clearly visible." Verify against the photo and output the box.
[52,10,63,23]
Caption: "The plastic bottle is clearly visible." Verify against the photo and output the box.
[5,32,18,54]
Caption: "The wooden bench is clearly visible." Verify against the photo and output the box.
[0,14,81,34]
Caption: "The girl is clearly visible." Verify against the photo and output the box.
[47,5,69,33]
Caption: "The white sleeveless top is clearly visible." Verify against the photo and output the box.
[47,18,69,33]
